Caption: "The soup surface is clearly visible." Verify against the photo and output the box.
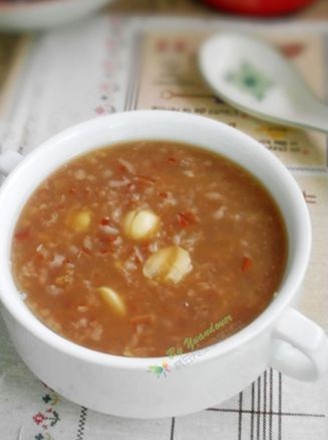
[12,141,287,357]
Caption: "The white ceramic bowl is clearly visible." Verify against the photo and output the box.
[0,0,114,32]
[0,111,327,419]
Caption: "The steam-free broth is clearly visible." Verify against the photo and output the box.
[12,141,287,357]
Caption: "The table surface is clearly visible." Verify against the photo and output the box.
[0,1,327,440]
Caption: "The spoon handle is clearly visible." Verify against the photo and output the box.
[292,102,328,134]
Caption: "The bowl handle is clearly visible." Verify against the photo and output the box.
[270,308,328,381]
[0,151,23,176]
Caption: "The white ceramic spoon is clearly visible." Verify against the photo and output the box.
[199,33,328,133]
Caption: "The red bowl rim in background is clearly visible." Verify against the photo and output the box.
[202,0,316,16]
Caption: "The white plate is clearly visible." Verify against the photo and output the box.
[0,0,115,32]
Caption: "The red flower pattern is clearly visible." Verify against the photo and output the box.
[33,412,46,425]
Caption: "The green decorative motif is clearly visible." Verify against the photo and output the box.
[148,361,170,378]
[226,61,273,101]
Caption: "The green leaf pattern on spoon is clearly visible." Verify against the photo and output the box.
[226,61,273,101]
